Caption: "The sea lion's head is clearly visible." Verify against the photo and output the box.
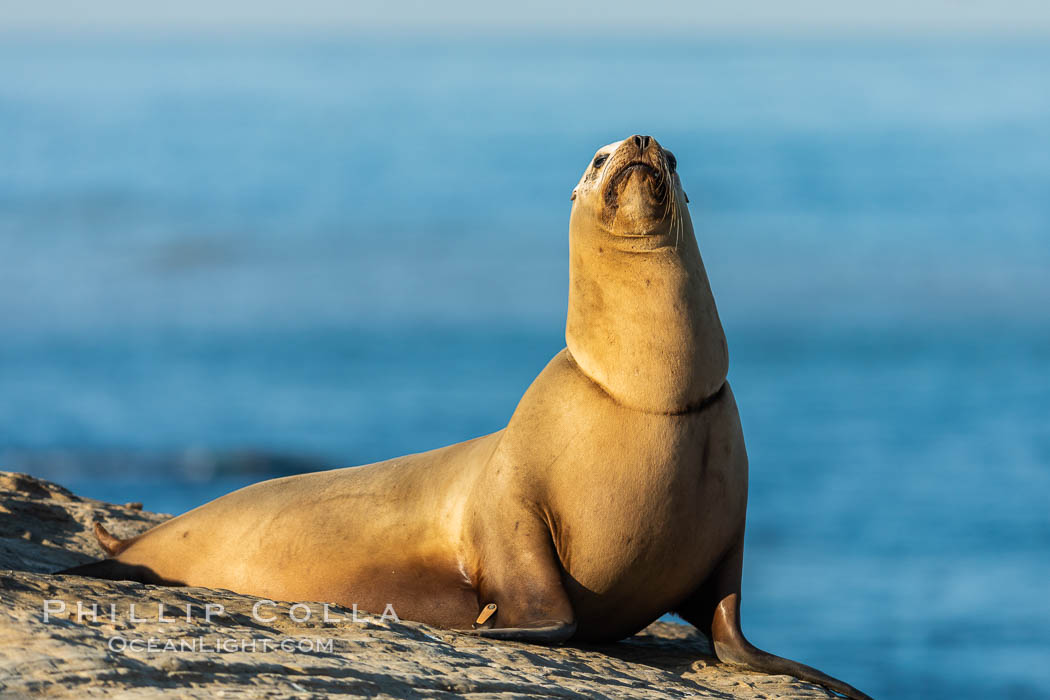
[570,134,689,247]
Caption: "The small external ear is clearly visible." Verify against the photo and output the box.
[684,191,690,203]
[570,189,577,201]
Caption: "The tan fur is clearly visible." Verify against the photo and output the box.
[89,135,868,698]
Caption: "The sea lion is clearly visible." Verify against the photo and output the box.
[61,135,871,699]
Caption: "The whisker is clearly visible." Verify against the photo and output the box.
[672,186,681,251]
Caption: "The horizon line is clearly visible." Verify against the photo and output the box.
[3,24,1050,41]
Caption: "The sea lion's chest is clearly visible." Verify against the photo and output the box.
[555,389,746,585]
[497,351,748,636]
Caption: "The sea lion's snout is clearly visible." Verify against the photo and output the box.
[600,134,671,231]
[607,133,664,190]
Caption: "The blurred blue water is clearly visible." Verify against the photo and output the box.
[1,35,1048,698]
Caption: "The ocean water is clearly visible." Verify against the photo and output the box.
[1,35,1049,698]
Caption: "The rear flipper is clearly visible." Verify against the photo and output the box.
[55,558,183,586]
[91,521,133,556]
[55,521,180,585]
[676,539,873,700]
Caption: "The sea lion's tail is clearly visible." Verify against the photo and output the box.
[91,521,132,556]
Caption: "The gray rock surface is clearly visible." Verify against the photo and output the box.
[0,471,833,698]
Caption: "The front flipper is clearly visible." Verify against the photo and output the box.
[469,620,577,643]
[459,500,576,644]
[675,537,873,700]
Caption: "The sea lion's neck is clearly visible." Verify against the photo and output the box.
[565,227,728,414]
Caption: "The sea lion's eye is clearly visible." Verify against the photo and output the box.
[665,151,677,172]
[593,154,609,169]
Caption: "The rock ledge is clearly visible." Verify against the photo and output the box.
[0,472,832,698]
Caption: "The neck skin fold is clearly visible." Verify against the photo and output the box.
[564,210,728,415]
